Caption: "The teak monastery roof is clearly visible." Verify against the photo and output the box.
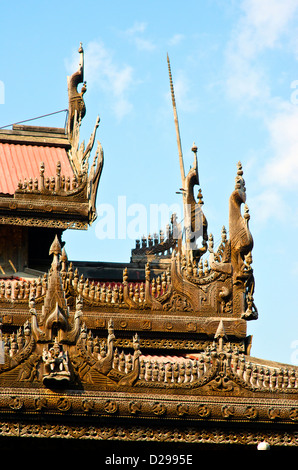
[0,44,297,453]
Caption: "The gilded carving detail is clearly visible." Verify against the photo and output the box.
[104,400,118,414]
[129,401,142,415]
[197,404,211,418]
[176,403,189,416]
[152,402,167,416]
[221,405,235,419]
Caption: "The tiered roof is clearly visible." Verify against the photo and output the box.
[0,45,296,453]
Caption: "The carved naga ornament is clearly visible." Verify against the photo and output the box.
[66,43,104,224]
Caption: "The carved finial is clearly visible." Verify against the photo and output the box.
[49,235,62,257]
[243,203,250,220]
[76,295,83,312]
[133,333,140,351]
[192,142,198,154]
[197,188,204,205]
[208,233,214,253]
[214,320,228,351]
[108,319,114,336]
[145,263,150,282]
[221,226,227,242]
[56,161,61,177]
[49,235,62,269]
[237,161,243,176]
[29,296,36,313]
[60,247,68,262]
[78,42,84,72]
[40,161,45,176]
[235,161,246,192]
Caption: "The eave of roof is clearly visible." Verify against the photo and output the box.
[0,124,71,148]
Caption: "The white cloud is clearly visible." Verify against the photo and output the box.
[125,22,147,35]
[225,55,270,103]
[168,34,185,46]
[263,104,298,187]
[225,0,298,104]
[112,97,133,121]
[66,41,134,120]
[123,21,156,51]
[238,0,298,55]
[223,0,298,225]
[134,37,156,52]
[249,188,289,226]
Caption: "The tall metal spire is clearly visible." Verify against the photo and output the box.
[167,54,185,187]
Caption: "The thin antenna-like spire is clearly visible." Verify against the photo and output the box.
[167,54,185,186]
[78,42,84,82]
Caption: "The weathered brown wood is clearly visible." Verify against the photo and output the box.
[0,131,71,148]
[12,124,66,134]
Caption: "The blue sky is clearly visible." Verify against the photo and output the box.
[2,0,298,365]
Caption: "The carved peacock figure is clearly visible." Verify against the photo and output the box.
[229,162,257,319]
[67,42,86,138]
[229,161,253,281]
[184,144,208,261]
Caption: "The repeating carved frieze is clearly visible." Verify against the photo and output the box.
[0,215,88,230]
[0,419,296,447]
[0,387,297,436]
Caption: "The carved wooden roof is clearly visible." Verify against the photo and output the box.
[0,45,103,231]
[0,45,296,452]
[0,228,295,449]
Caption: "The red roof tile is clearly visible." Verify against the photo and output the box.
[0,143,74,195]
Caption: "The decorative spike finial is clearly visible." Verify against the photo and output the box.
[197,188,204,205]
[214,320,228,351]
[49,235,62,269]
[49,235,62,256]
[192,142,198,154]
[234,161,246,192]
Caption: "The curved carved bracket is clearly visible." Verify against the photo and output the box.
[170,253,201,311]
